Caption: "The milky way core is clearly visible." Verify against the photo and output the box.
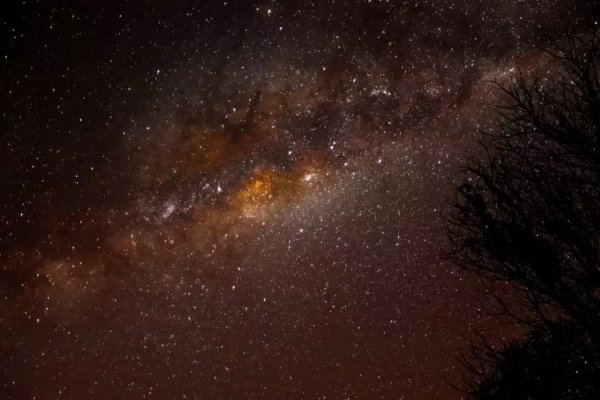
[1,1,599,399]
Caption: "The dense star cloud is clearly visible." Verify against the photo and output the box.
[1,1,599,399]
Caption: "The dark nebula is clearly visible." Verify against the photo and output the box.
[1,1,599,399]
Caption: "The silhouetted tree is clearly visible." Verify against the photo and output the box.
[461,323,600,400]
[448,30,600,398]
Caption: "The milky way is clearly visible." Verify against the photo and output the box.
[2,1,599,399]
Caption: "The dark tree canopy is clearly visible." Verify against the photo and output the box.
[466,324,600,400]
[449,31,600,399]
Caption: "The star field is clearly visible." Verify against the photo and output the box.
[1,1,600,399]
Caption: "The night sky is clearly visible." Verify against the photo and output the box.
[1,1,599,399]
